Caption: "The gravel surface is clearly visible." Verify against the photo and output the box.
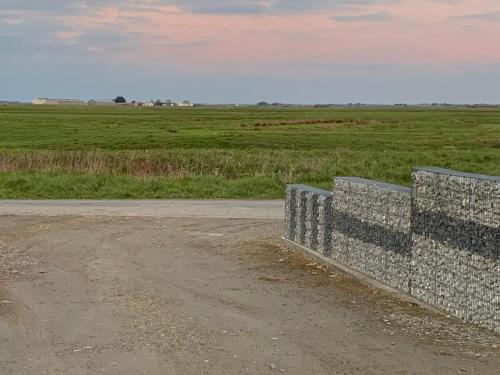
[0,200,284,219]
[0,211,499,374]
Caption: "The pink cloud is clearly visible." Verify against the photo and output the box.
[57,0,500,67]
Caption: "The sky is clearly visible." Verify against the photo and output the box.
[1,0,500,104]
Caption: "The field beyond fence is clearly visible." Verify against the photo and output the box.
[0,105,499,199]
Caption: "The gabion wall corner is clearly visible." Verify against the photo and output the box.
[284,168,500,333]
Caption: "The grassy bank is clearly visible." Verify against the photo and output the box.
[0,105,499,199]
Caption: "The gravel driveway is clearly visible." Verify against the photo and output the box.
[0,201,499,374]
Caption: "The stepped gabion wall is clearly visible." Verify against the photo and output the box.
[411,168,500,332]
[285,185,332,254]
[331,178,412,293]
[284,168,500,333]
[317,193,333,256]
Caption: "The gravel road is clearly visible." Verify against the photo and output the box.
[0,200,284,219]
[0,201,499,374]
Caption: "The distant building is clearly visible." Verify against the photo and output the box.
[32,98,85,105]
[142,102,154,107]
[32,98,48,105]
[88,100,116,106]
[177,100,194,107]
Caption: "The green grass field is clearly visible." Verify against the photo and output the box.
[0,105,499,199]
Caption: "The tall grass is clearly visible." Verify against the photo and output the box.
[0,148,498,190]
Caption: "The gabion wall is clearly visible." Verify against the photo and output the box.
[284,167,500,333]
[331,178,412,293]
[411,168,500,332]
[285,185,332,255]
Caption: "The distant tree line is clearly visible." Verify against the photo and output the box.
[257,101,286,106]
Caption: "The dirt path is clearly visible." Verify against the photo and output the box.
[0,214,499,374]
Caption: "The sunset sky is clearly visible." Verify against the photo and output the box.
[1,0,499,103]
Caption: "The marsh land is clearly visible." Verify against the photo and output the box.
[0,105,499,198]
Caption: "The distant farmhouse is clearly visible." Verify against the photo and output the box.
[177,100,194,107]
[32,98,86,105]
[31,98,195,107]
[128,101,158,107]
[130,100,194,107]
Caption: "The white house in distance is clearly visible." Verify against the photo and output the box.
[177,100,194,107]
[32,98,86,105]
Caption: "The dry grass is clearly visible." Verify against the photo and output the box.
[239,118,378,127]
[0,151,187,178]
[0,150,303,180]
[480,139,500,148]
